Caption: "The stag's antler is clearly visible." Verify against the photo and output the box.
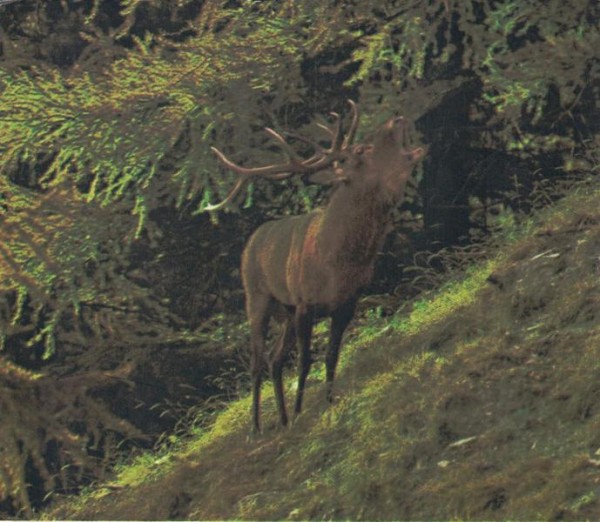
[205,100,359,212]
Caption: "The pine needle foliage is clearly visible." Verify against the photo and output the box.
[0,357,143,518]
[0,0,326,356]
[346,0,600,163]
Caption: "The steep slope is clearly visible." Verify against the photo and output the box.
[47,178,600,521]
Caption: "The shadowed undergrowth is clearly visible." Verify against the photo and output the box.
[46,177,600,520]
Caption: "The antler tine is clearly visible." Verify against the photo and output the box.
[328,112,344,153]
[343,99,360,149]
[211,135,301,179]
[394,116,410,152]
[284,131,328,155]
[315,112,341,146]
[316,122,334,138]
[203,177,250,212]
[263,127,307,167]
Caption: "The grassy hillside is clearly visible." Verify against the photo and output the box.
[47,178,600,520]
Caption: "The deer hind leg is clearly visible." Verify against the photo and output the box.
[269,310,295,426]
[248,293,273,433]
[294,303,315,416]
[325,299,356,403]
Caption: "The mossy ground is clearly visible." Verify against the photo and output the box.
[46,178,600,520]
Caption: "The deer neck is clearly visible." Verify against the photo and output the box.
[317,184,392,268]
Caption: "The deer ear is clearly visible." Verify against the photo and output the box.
[409,146,426,161]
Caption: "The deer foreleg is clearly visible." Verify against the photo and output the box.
[325,299,356,403]
[294,303,314,416]
[270,314,295,426]
[248,294,272,433]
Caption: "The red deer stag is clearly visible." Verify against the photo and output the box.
[207,101,425,432]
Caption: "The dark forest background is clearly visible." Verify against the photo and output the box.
[1,0,599,517]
